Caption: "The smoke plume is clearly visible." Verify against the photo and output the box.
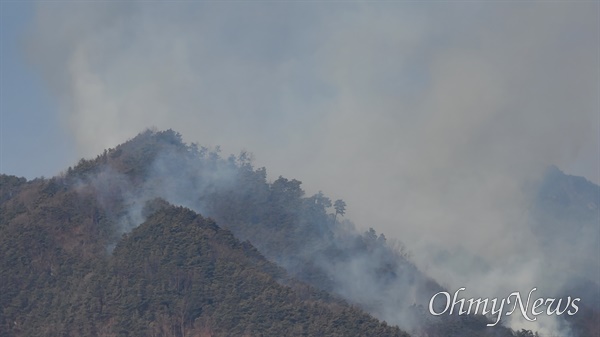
[26,2,599,335]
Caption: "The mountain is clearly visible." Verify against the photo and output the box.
[0,183,407,336]
[3,129,595,337]
[532,166,600,337]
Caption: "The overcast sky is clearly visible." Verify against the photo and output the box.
[1,3,598,331]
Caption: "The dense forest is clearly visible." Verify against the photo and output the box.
[1,129,597,336]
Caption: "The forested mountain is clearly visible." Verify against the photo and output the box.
[0,180,407,336]
[1,129,595,336]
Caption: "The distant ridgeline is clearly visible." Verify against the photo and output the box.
[1,129,596,337]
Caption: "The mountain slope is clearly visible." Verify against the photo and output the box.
[0,189,408,336]
[2,129,580,337]
[94,205,410,336]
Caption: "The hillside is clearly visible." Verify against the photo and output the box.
[0,191,407,336]
[3,129,593,336]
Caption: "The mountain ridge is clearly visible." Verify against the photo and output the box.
[1,129,596,337]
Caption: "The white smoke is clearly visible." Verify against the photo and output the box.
[25,1,599,335]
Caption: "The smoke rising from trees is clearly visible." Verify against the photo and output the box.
[24,2,599,335]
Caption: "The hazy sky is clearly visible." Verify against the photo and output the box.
[1,1,598,333]
[1,1,75,179]
[1,1,597,182]
[1,2,597,220]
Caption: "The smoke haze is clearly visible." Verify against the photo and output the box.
[25,2,599,335]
